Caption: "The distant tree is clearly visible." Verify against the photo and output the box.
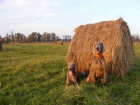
[22,35,28,43]
[15,33,23,43]
[0,36,4,43]
[37,33,41,42]
[11,31,15,42]
[15,33,20,42]
[11,35,15,42]
[51,33,56,42]
[4,34,10,43]
[56,35,61,41]
[42,32,47,42]
[20,34,23,42]
[132,34,140,42]
[63,35,71,42]
[56,35,59,41]
[46,33,51,42]
[131,35,135,42]
[28,32,37,42]
[136,36,139,42]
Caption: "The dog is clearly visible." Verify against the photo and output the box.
[86,41,107,85]
[66,62,88,86]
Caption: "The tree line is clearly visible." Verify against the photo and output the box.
[0,31,71,43]
[131,34,140,43]
[0,33,139,43]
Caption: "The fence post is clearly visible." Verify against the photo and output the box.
[0,42,2,51]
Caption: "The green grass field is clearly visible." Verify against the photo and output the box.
[0,43,140,105]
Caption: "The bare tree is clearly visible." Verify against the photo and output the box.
[15,33,23,43]
[28,32,37,42]
[22,35,28,43]
[46,33,51,42]
[42,32,47,42]
[37,33,41,42]
[4,34,10,43]
[51,33,56,42]
[132,34,140,42]
[11,30,15,42]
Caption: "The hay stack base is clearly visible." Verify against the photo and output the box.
[67,18,134,76]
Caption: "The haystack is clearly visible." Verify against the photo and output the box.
[56,41,63,45]
[67,18,134,76]
[10,42,15,45]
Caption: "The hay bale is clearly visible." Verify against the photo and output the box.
[67,18,134,76]
[58,41,63,45]
[55,41,63,45]
[10,42,15,45]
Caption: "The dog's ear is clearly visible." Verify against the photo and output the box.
[71,62,76,72]
[74,63,77,71]
[101,43,105,52]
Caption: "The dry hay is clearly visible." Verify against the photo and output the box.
[67,18,134,76]
[55,41,63,45]
[58,41,63,45]
[10,42,15,45]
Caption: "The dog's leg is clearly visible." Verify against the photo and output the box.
[101,69,107,84]
[92,72,96,84]
[87,71,96,84]
[101,58,107,84]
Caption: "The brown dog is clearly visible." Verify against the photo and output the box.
[86,41,107,85]
[66,62,88,86]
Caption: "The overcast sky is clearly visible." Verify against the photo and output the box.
[0,0,140,37]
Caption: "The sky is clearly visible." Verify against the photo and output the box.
[0,0,140,38]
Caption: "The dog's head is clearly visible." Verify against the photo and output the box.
[68,62,76,73]
[92,41,105,54]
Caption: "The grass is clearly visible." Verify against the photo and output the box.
[0,43,140,105]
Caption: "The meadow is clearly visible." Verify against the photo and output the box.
[0,43,140,105]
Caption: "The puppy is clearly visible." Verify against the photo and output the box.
[86,41,107,85]
[66,62,88,86]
